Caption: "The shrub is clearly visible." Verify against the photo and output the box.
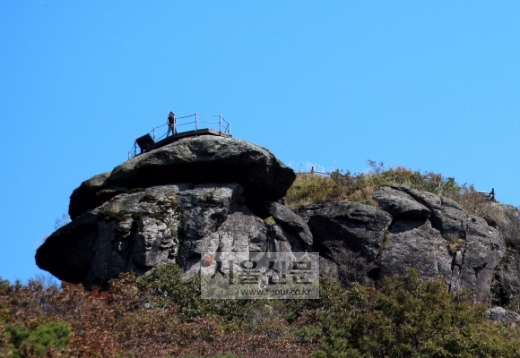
[286,161,498,218]
[6,321,71,357]
[3,268,520,357]
[314,269,520,357]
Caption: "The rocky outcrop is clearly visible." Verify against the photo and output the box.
[487,307,520,325]
[38,184,317,287]
[36,136,519,305]
[372,186,505,303]
[380,219,453,285]
[68,136,295,219]
[487,204,520,306]
[372,186,430,219]
[295,201,392,262]
[39,183,272,287]
[68,172,126,221]
[266,201,313,248]
[294,201,392,285]
[290,187,506,303]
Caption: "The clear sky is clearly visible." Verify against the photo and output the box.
[1,1,519,283]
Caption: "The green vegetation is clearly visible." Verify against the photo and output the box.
[6,321,71,357]
[286,160,498,218]
[139,194,157,203]
[313,270,520,357]
[263,216,276,226]
[98,209,129,222]
[128,188,146,194]
[447,235,467,255]
[2,266,520,357]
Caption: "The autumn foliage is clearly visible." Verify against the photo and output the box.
[2,266,520,357]
[0,268,316,357]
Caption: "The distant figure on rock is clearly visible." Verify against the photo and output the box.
[167,112,176,137]
[488,188,496,202]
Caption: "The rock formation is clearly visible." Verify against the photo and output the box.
[68,135,295,219]
[36,135,520,306]
[294,186,506,303]
[38,136,301,287]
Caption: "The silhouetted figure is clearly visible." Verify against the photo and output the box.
[167,112,176,137]
[488,188,496,202]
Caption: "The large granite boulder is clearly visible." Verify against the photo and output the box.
[266,201,313,248]
[294,201,392,285]
[289,187,506,302]
[68,172,127,221]
[39,135,517,306]
[39,183,273,287]
[68,136,295,219]
[295,201,392,261]
[379,219,453,285]
[373,186,505,303]
[487,307,520,325]
[486,204,520,306]
[494,249,520,306]
[372,186,430,219]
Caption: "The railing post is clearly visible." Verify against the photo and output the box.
[128,150,130,160]
[195,112,198,131]
[153,127,156,140]
[219,114,222,134]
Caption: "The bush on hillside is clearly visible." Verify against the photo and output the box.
[5,321,71,357]
[286,161,499,218]
[2,266,520,357]
[313,269,520,358]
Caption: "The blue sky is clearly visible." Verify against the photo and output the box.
[1,1,519,283]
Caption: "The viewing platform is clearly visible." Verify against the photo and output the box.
[128,113,231,159]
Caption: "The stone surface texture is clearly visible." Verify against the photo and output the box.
[39,183,271,287]
[372,186,505,303]
[69,135,295,219]
[372,186,431,219]
[487,307,520,325]
[294,201,392,286]
[266,201,313,248]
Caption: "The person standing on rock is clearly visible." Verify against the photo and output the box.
[167,112,176,137]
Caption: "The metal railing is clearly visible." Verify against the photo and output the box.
[296,166,331,177]
[128,113,231,159]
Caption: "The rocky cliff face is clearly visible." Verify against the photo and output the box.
[37,136,300,288]
[36,135,520,305]
[295,186,507,304]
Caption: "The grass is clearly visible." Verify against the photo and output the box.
[285,172,377,208]
[285,161,501,219]
[446,235,467,255]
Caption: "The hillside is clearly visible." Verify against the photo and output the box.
[3,135,520,357]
